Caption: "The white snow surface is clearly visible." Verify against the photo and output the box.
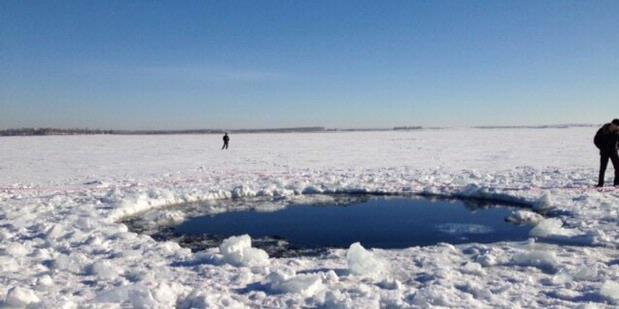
[1,127,619,308]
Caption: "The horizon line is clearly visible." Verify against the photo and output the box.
[0,123,601,137]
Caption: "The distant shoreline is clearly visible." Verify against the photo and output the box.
[0,126,395,137]
[0,124,598,137]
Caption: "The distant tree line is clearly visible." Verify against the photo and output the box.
[393,126,423,131]
[0,128,115,136]
[0,127,332,136]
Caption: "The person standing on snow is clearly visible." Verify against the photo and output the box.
[594,119,619,187]
[222,132,230,150]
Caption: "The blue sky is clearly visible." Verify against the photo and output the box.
[1,1,618,129]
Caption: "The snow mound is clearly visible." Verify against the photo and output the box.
[265,269,325,297]
[3,287,40,307]
[0,256,19,273]
[530,218,597,246]
[45,223,66,240]
[461,262,485,276]
[88,260,120,280]
[572,265,599,281]
[511,249,559,273]
[219,235,270,267]
[95,283,181,308]
[35,275,54,290]
[346,242,388,280]
[530,218,571,238]
[475,250,498,267]
[412,285,457,307]
[2,243,29,257]
[178,291,247,309]
[52,253,89,274]
[533,192,553,211]
[600,281,619,304]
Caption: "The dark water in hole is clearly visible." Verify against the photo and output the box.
[144,196,531,257]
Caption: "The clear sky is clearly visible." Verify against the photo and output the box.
[1,1,618,130]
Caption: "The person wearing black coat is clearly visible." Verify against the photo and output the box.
[594,119,619,187]
[222,132,230,150]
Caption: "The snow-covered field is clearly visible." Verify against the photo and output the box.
[1,127,619,308]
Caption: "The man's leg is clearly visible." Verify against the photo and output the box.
[598,153,610,187]
[610,151,619,186]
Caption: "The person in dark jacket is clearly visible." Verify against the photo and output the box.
[222,132,230,150]
[594,119,619,187]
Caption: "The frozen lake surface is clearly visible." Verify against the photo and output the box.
[137,196,531,257]
[2,127,619,308]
